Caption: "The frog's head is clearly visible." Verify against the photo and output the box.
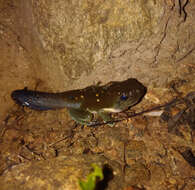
[109,78,147,112]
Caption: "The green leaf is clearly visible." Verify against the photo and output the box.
[79,164,104,190]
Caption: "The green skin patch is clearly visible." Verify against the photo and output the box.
[11,78,147,126]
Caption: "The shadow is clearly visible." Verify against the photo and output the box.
[95,164,114,190]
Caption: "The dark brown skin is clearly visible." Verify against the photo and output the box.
[11,78,147,125]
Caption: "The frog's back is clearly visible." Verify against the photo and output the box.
[81,78,146,113]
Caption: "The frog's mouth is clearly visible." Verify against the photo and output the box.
[101,107,122,113]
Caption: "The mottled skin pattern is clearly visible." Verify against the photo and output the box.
[11,78,147,125]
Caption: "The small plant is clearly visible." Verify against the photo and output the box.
[79,164,104,190]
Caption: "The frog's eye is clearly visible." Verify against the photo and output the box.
[120,94,128,101]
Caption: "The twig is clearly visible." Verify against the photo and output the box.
[89,98,179,127]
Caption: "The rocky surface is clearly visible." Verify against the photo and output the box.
[0,0,195,189]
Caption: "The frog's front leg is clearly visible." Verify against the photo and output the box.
[68,108,94,125]
[98,111,115,127]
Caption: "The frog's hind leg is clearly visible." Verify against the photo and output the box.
[98,111,115,127]
[68,108,93,125]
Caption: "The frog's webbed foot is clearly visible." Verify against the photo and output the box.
[98,111,115,127]
[68,108,93,126]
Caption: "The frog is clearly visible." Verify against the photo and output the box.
[11,78,147,126]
